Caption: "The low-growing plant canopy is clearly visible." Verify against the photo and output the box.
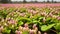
[0,6,60,34]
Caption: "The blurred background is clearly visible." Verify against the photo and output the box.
[0,0,60,3]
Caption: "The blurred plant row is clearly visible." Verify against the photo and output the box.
[0,6,60,34]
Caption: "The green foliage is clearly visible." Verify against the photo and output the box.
[18,21,23,26]
[57,32,60,34]
[41,24,55,31]
[19,8,27,13]
[0,7,60,34]
[22,31,29,34]
[3,27,11,34]
[54,23,60,31]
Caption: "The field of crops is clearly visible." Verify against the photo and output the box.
[0,4,60,34]
[1,3,60,7]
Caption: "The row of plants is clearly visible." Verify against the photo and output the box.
[0,6,60,34]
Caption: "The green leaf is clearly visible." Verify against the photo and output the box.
[39,17,43,20]
[44,8,51,13]
[41,24,55,31]
[22,31,29,34]
[33,20,38,24]
[57,32,60,34]
[18,21,23,26]
[54,23,60,31]
[19,8,27,13]
[9,8,15,12]
[20,17,32,22]
[3,27,11,34]
[46,17,51,21]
